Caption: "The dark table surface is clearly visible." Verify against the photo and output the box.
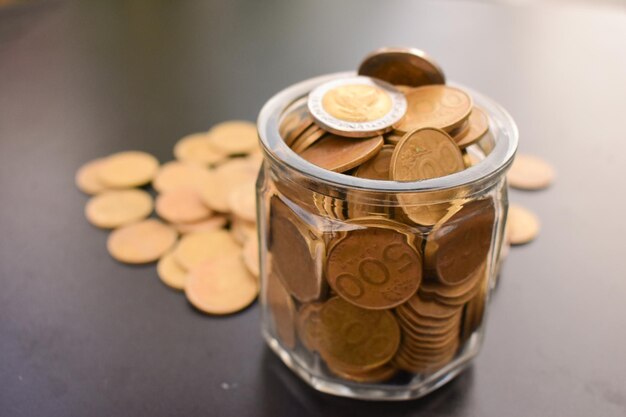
[1,1,626,416]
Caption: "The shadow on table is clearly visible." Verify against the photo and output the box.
[257,346,474,416]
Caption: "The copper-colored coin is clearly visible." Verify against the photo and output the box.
[269,197,324,303]
[383,131,404,145]
[507,204,540,245]
[173,215,228,234]
[279,98,314,146]
[393,349,456,374]
[107,219,177,264]
[291,124,326,154]
[228,183,257,223]
[326,226,422,310]
[199,158,259,212]
[173,230,240,270]
[242,236,259,278]
[318,297,400,371]
[327,362,397,384]
[403,294,460,320]
[454,107,490,149]
[425,199,495,286]
[396,307,462,333]
[75,158,109,195]
[85,189,153,229]
[267,271,297,349]
[357,47,445,87]
[507,153,555,190]
[97,151,159,188]
[157,250,187,291]
[152,161,214,193]
[355,144,394,180]
[206,120,259,155]
[420,263,486,303]
[461,279,489,342]
[173,133,226,166]
[230,216,257,245]
[296,303,323,352]
[156,188,212,224]
[300,134,384,173]
[184,256,258,315]
[393,86,472,133]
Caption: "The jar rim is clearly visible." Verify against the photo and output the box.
[257,72,518,193]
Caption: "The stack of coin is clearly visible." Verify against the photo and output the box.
[76,120,263,315]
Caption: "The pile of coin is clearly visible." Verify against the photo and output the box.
[75,120,262,315]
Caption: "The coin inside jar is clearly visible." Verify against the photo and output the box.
[266,271,297,349]
[307,76,406,138]
[453,107,490,149]
[357,47,446,87]
[299,134,383,173]
[354,144,394,180]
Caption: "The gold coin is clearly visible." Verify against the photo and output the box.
[206,120,259,155]
[152,161,214,193]
[230,216,257,245]
[184,256,258,315]
[173,215,228,234]
[157,250,187,291]
[327,362,397,384]
[296,303,323,352]
[173,133,226,166]
[318,297,400,371]
[300,134,384,173]
[242,236,259,277]
[85,189,153,229]
[107,219,177,264]
[199,158,258,212]
[173,230,240,270]
[290,124,326,154]
[228,183,257,223]
[156,188,212,224]
[357,47,445,87]
[454,107,489,149]
[393,85,472,133]
[97,151,159,188]
[507,153,555,190]
[75,158,109,195]
[267,271,297,348]
[383,131,403,145]
[326,226,422,310]
[507,203,540,245]
[354,144,394,180]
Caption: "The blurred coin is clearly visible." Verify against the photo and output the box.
[308,76,406,138]
[107,219,177,264]
[296,303,323,352]
[172,215,227,234]
[199,158,259,212]
[231,216,257,245]
[228,183,257,223]
[152,161,214,193]
[267,271,297,348]
[97,151,159,188]
[75,158,109,195]
[242,236,259,278]
[300,134,383,173]
[507,204,540,245]
[85,189,153,229]
[358,47,445,87]
[207,120,259,155]
[156,188,212,224]
[173,230,240,270]
[157,250,187,291]
[173,133,226,166]
[354,144,394,180]
[507,154,555,190]
[454,107,489,149]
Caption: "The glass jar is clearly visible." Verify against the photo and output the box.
[256,72,518,401]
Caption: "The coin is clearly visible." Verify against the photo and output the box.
[156,188,212,224]
[173,133,226,166]
[228,183,257,223]
[97,151,159,188]
[354,144,394,180]
[206,120,259,155]
[507,153,555,190]
[454,107,489,149]
[318,297,400,371]
[290,124,326,154]
[383,131,404,145]
[157,250,187,291]
[230,216,257,245]
[326,226,422,310]
[419,262,486,304]
[107,219,177,264]
[184,256,258,315]
[296,303,323,352]
[357,47,445,87]
[173,230,240,270]
[75,158,109,195]
[327,362,397,384]
[300,134,384,173]
[242,236,259,278]
[308,76,406,138]
[279,98,314,146]
[199,158,259,212]
[85,189,153,229]
[152,161,214,193]
[267,271,297,348]
[507,203,540,245]
[403,295,460,321]
[172,215,228,234]
[393,85,472,133]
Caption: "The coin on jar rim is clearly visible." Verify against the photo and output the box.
[453,107,489,149]
[228,182,257,223]
[85,189,153,229]
[354,144,394,180]
[157,250,187,291]
[152,161,214,193]
[300,134,383,173]
[308,76,407,138]
[156,188,212,224]
[279,98,314,146]
[206,120,259,155]
[173,132,226,166]
[394,85,472,133]
[75,158,110,195]
[107,219,177,264]
[184,256,258,315]
[173,229,240,270]
[97,151,159,188]
[507,203,540,245]
[357,47,446,87]
[290,124,326,154]
[266,271,297,348]
[199,158,259,212]
[172,215,228,234]
[507,154,555,190]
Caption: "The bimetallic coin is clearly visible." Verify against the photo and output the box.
[454,107,490,149]
[267,271,297,349]
[107,219,177,264]
[507,154,555,190]
[358,47,445,87]
[75,158,109,195]
[300,134,384,173]
[354,144,394,180]
[97,151,159,188]
[507,204,540,245]
[394,85,472,133]
[308,76,406,138]
[85,189,153,229]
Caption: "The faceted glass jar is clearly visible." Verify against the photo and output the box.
[256,72,518,401]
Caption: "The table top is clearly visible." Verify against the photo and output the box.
[1,1,625,416]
